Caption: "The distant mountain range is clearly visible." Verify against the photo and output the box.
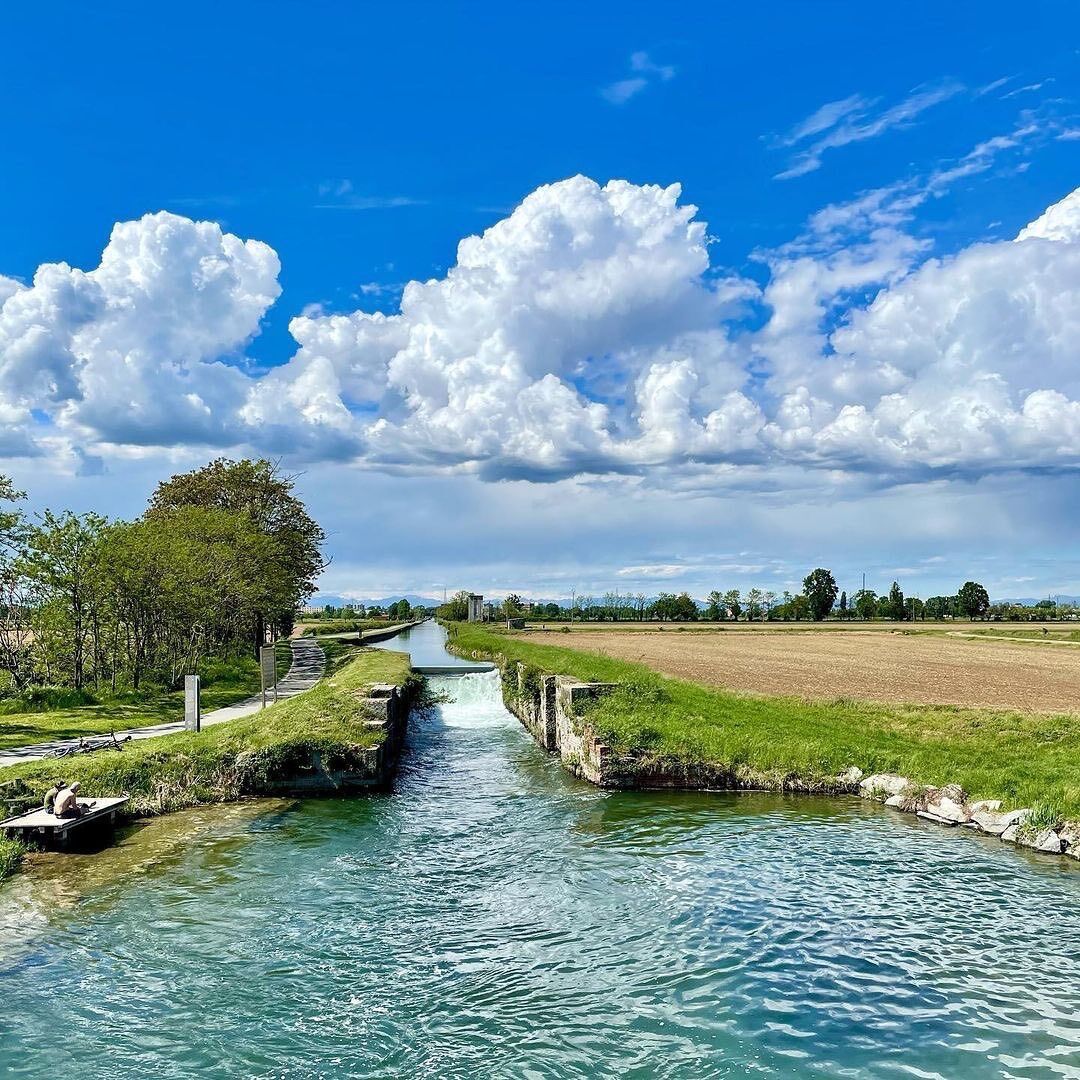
[995,595,1080,606]
[307,593,442,609]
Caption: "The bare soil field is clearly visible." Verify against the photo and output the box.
[520,627,1080,713]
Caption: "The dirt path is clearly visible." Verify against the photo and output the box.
[525,629,1080,713]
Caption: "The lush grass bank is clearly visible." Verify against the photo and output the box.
[0,644,293,752]
[449,623,1080,819]
[0,647,418,884]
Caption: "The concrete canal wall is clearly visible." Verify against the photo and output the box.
[456,643,1080,863]
[263,681,411,794]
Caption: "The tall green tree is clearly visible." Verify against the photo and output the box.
[22,511,109,689]
[957,581,990,619]
[705,590,723,621]
[887,581,906,621]
[723,589,742,620]
[0,477,32,688]
[802,568,838,621]
[147,458,325,648]
[853,588,877,620]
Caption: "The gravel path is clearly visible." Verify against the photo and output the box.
[0,637,326,770]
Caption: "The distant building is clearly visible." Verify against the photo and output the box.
[467,594,484,622]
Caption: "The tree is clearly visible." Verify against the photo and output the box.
[22,511,109,690]
[388,599,411,620]
[764,591,777,618]
[723,589,742,620]
[503,594,524,618]
[887,581,905,621]
[853,588,877,621]
[437,590,471,621]
[0,477,32,688]
[838,590,848,619]
[802,568,838,621]
[746,587,765,621]
[147,458,326,647]
[956,581,990,620]
[705,590,723,621]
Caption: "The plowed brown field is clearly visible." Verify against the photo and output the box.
[521,628,1080,712]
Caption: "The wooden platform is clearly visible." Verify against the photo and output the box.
[1,796,129,849]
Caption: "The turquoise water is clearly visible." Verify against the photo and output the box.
[1,623,1079,1078]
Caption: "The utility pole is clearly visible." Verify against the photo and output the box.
[570,587,576,624]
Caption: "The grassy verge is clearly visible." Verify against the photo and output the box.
[450,623,1080,819]
[1,658,259,750]
[0,644,298,752]
[300,618,391,636]
[0,837,23,880]
[0,647,419,885]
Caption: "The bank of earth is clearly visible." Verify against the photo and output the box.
[447,622,1080,859]
[0,646,421,884]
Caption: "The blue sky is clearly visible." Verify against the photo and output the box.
[2,1,1080,603]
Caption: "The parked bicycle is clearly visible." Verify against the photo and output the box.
[46,732,133,758]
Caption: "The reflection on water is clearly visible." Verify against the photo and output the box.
[0,625,1078,1078]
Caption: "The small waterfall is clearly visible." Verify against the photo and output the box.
[431,669,510,729]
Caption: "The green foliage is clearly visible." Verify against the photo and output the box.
[0,654,265,751]
[0,838,24,883]
[957,581,991,619]
[437,590,472,622]
[449,623,1080,817]
[1017,800,1062,840]
[1,648,416,819]
[0,460,326,702]
[802,568,838,621]
[886,581,906,621]
[147,457,326,639]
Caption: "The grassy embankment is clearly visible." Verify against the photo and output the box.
[0,646,418,883]
[300,618,394,637]
[449,623,1080,819]
[0,643,295,753]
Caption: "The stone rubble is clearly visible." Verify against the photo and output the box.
[859,773,1074,862]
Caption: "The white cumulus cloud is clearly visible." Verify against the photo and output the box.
[6,179,1080,492]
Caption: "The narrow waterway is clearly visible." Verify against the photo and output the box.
[1,621,1079,1078]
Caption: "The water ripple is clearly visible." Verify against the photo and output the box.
[0,642,1078,1078]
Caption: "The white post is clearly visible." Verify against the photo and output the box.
[184,675,201,732]
[260,644,277,710]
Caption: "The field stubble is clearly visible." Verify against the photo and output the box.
[522,625,1080,713]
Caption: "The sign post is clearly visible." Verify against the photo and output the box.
[260,644,277,710]
[184,675,201,732]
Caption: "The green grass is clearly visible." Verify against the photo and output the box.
[301,618,390,636]
[1,648,415,814]
[0,645,298,752]
[0,837,23,880]
[450,623,1080,820]
[0,647,417,886]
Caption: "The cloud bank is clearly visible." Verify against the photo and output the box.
[4,177,1080,489]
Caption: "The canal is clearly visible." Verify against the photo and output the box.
[0,620,1079,1077]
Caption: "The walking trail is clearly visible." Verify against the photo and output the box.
[0,637,326,770]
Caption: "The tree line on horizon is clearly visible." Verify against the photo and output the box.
[434,573,1069,623]
[0,459,324,698]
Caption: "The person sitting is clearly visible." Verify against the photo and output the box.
[53,782,84,819]
[43,780,67,814]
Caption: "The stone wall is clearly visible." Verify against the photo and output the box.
[264,681,410,794]
[452,636,1080,863]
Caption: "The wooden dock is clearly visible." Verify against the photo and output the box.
[1,796,129,849]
